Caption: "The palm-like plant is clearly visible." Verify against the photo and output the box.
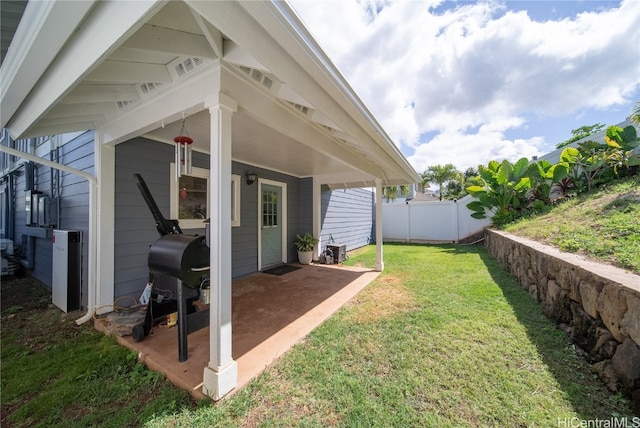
[382,185,410,202]
[421,164,460,201]
[466,158,532,225]
[631,100,640,126]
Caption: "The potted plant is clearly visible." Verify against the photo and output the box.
[294,232,318,265]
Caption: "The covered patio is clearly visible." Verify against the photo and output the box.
[114,262,380,399]
[1,0,420,400]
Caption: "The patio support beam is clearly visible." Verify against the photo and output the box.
[202,92,238,400]
[94,132,115,315]
[313,176,322,260]
[375,179,384,272]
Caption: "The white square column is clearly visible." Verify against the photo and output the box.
[202,92,238,400]
[375,179,384,272]
[313,176,322,259]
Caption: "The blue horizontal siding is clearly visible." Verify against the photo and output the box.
[320,187,374,252]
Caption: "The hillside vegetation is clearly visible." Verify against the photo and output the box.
[502,176,640,274]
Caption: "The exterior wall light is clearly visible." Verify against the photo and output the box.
[246,171,258,185]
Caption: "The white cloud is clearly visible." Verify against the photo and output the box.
[289,0,640,172]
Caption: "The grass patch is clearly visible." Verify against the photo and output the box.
[3,244,633,427]
[1,276,196,427]
[503,176,640,273]
[155,244,634,426]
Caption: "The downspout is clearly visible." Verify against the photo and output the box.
[0,144,97,325]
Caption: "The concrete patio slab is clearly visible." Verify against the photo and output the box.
[110,263,380,400]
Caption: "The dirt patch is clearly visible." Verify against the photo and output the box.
[1,275,84,354]
[344,275,419,323]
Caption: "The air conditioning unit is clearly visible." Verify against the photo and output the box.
[326,244,346,264]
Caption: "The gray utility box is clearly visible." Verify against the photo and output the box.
[52,230,82,313]
[326,244,346,264]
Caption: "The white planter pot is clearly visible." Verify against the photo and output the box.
[297,250,313,265]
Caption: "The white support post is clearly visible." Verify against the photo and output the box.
[202,92,238,400]
[94,132,115,313]
[375,179,384,272]
[312,176,322,259]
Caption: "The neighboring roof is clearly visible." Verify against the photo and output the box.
[537,117,639,165]
[0,0,420,188]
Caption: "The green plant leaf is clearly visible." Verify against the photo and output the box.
[560,147,580,163]
[551,163,568,182]
[478,164,496,183]
[605,136,621,149]
[512,157,530,178]
[496,162,510,185]
[514,177,531,191]
[466,186,486,196]
[466,201,485,212]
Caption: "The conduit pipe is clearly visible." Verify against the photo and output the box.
[0,144,98,325]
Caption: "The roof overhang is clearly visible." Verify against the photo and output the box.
[0,0,420,188]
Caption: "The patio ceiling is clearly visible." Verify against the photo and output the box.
[0,0,420,187]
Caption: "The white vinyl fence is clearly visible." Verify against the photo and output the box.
[382,194,493,243]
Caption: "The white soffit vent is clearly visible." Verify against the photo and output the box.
[238,65,276,91]
[116,57,205,110]
[138,82,162,95]
[117,100,134,109]
[116,82,163,110]
[288,102,310,116]
[173,57,205,77]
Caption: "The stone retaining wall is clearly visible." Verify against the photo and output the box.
[484,229,640,413]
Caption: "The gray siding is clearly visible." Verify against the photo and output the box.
[231,162,307,278]
[114,138,208,300]
[114,139,306,298]
[320,186,374,251]
[8,131,93,307]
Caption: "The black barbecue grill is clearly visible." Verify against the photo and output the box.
[132,173,210,362]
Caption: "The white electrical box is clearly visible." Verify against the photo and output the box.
[52,230,82,312]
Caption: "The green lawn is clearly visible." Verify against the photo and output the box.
[2,244,633,427]
[148,243,634,426]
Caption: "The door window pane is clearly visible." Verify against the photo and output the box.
[262,190,278,227]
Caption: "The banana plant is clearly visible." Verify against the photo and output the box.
[466,157,532,225]
[604,125,640,176]
[527,160,568,203]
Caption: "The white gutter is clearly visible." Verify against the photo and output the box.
[0,144,98,325]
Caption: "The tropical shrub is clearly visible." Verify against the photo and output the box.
[466,158,532,225]
[466,121,639,227]
[526,160,568,204]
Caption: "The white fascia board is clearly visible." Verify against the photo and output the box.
[190,0,419,185]
[0,0,97,129]
[265,2,419,183]
[100,63,220,145]
[222,65,383,179]
[243,1,420,184]
[5,0,165,140]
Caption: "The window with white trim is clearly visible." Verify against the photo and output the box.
[170,165,241,229]
[170,164,209,230]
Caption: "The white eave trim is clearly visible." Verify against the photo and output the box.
[0,0,97,129]
[3,0,165,140]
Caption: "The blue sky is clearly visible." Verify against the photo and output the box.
[289,0,640,173]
